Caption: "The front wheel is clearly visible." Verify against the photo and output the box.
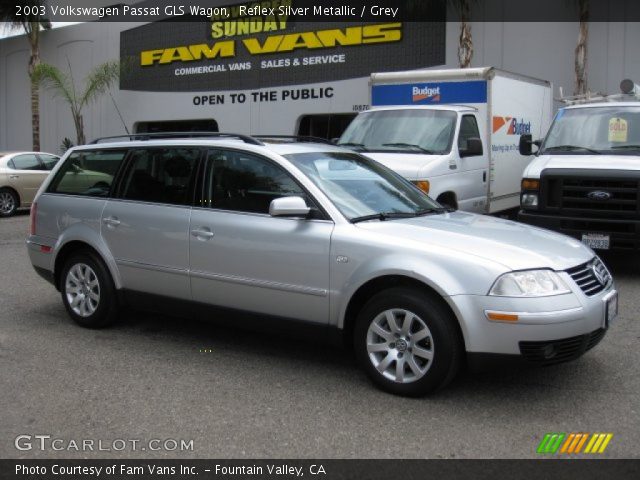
[354,287,462,396]
[60,252,118,328]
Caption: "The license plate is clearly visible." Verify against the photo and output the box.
[604,291,618,328]
[582,233,610,250]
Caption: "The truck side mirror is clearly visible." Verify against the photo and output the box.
[460,137,483,157]
[519,134,536,155]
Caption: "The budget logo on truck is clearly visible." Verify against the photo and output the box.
[493,116,532,135]
[412,85,441,103]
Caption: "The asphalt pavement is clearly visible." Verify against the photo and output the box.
[1,212,638,459]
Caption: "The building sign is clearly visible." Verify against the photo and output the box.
[120,0,445,92]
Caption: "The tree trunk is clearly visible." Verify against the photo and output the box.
[73,112,85,145]
[574,0,589,95]
[458,21,473,68]
[27,23,41,151]
[457,1,473,68]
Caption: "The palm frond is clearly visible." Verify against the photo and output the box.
[79,61,120,108]
[32,63,75,107]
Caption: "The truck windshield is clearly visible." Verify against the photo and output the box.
[338,109,457,154]
[284,151,442,221]
[541,106,640,155]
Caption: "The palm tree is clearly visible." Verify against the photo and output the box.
[0,1,51,151]
[574,0,590,95]
[33,60,120,145]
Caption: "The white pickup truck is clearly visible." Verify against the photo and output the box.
[338,67,552,214]
[518,80,640,252]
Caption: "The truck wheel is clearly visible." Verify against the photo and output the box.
[60,251,118,328]
[354,287,462,396]
[0,188,18,217]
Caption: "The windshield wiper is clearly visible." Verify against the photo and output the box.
[337,142,368,151]
[350,212,417,224]
[382,143,435,153]
[610,145,640,150]
[543,145,601,154]
[415,207,450,216]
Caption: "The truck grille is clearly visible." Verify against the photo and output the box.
[519,328,606,365]
[565,257,612,296]
[541,172,639,218]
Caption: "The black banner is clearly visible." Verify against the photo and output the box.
[4,459,640,480]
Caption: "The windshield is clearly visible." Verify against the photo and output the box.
[338,109,457,153]
[541,106,640,154]
[284,152,441,221]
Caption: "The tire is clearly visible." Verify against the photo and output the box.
[0,188,18,217]
[354,287,462,396]
[60,251,118,328]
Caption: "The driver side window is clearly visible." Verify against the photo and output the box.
[202,149,307,215]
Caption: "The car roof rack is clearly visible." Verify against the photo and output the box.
[89,132,264,146]
[253,135,334,145]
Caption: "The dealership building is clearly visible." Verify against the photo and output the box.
[0,1,639,153]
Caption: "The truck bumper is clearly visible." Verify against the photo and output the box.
[518,210,640,251]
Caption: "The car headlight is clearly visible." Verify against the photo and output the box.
[489,270,571,297]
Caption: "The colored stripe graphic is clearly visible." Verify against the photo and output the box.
[584,433,613,454]
[537,433,565,454]
[538,433,613,454]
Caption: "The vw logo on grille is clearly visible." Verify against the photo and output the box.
[591,263,608,286]
[587,190,612,201]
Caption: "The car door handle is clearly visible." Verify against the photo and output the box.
[102,216,121,227]
[191,228,214,239]
[9,175,19,179]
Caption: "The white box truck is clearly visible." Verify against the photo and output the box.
[338,67,552,214]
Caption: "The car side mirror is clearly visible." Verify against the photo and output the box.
[460,137,483,157]
[519,134,540,156]
[269,196,311,218]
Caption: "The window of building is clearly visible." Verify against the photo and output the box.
[297,114,357,140]
[119,148,200,206]
[48,150,127,197]
[134,119,219,135]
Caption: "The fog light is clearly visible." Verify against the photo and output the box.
[542,344,556,359]
[521,193,538,208]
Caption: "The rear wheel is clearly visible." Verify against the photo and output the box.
[354,287,462,396]
[0,188,18,217]
[60,252,118,328]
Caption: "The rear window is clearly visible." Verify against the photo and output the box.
[48,150,127,197]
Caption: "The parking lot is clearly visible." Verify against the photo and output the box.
[1,211,639,459]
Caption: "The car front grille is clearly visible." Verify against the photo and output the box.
[519,328,606,365]
[565,257,612,296]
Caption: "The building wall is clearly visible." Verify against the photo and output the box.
[1,19,639,153]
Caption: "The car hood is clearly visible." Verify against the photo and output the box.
[525,154,640,177]
[360,152,446,179]
[356,211,593,271]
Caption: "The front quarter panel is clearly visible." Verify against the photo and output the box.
[329,224,507,334]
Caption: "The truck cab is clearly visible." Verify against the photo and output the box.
[338,105,485,211]
[519,83,640,251]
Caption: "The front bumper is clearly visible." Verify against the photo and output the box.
[448,274,616,361]
[519,209,640,250]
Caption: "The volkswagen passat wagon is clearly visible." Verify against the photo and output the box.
[27,133,618,396]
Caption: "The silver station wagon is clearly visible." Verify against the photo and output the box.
[27,133,618,396]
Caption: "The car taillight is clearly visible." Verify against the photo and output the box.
[30,202,37,235]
